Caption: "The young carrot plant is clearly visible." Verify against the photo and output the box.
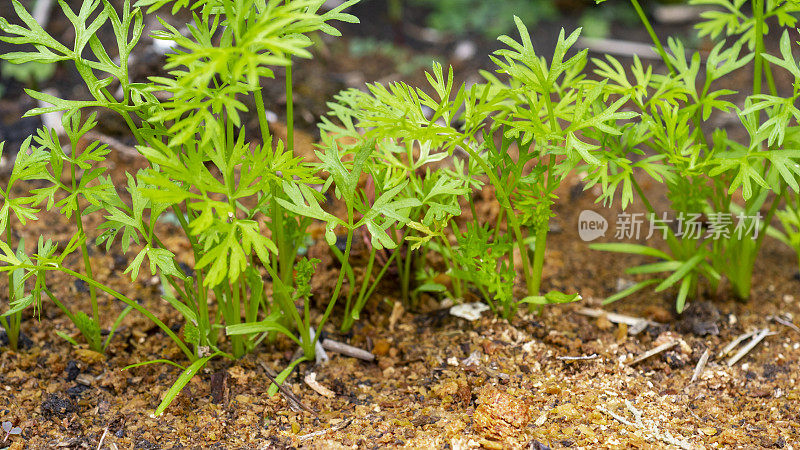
[0,140,49,351]
[321,20,639,317]
[0,0,359,414]
[319,89,473,313]
[590,0,800,310]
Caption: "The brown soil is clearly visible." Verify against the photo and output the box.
[1,2,800,449]
[1,156,799,449]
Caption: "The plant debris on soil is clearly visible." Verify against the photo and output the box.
[1,1,800,449]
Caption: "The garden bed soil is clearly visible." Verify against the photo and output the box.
[1,165,799,449]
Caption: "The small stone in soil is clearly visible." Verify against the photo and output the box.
[677,301,721,336]
[528,440,551,450]
[663,351,686,369]
[65,360,80,382]
[41,394,76,418]
[66,384,91,398]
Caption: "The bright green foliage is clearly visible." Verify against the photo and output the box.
[0,0,360,415]
[590,0,800,310]
[320,19,640,316]
[451,223,516,318]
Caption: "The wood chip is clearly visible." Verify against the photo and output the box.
[628,340,678,366]
[577,308,659,335]
[75,373,94,386]
[296,417,353,442]
[304,372,335,398]
[210,370,229,405]
[653,4,706,23]
[389,301,404,332]
[690,349,710,383]
[598,400,692,449]
[96,427,108,450]
[718,330,758,359]
[768,315,800,334]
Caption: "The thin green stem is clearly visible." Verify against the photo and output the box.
[99,87,146,146]
[312,228,353,348]
[285,61,294,154]
[439,233,462,299]
[629,0,674,73]
[4,217,19,350]
[342,246,376,331]
[403,241,413,304]
[357,232,405,312]
[253,85,272,149]
[764,61,777,96]
[753,0,765,100]
[73,201,99,329]
[528,223,548,313]
[460,142,535,295]
[230,278,243,357]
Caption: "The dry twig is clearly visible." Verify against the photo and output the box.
[321,338,375,361]
[257,361,317,416]
[690,349,710,383]
[718,330,757,359]
[556,354,599,362]
[576,308,660,335]
[727,329,776,367]
[599,400,693,449]
[628,340,678,366]
[304,372,335,398]
[768,315,800,334]
[96,427,108,450]
[296,418,353,442]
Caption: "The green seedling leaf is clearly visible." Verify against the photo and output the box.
[676,275,693,313]
[226,321,300,347]
[589,243,672,261]
[655,253,705,292]
[625,261,684,275]
[415,283,447,293]
[761,30,800,79]
[122,359,186,371]
[603,279,660,305]
[154,353,220,416]
[266,357,306,397]
[54,330,81,346]
[520,291,582,306]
